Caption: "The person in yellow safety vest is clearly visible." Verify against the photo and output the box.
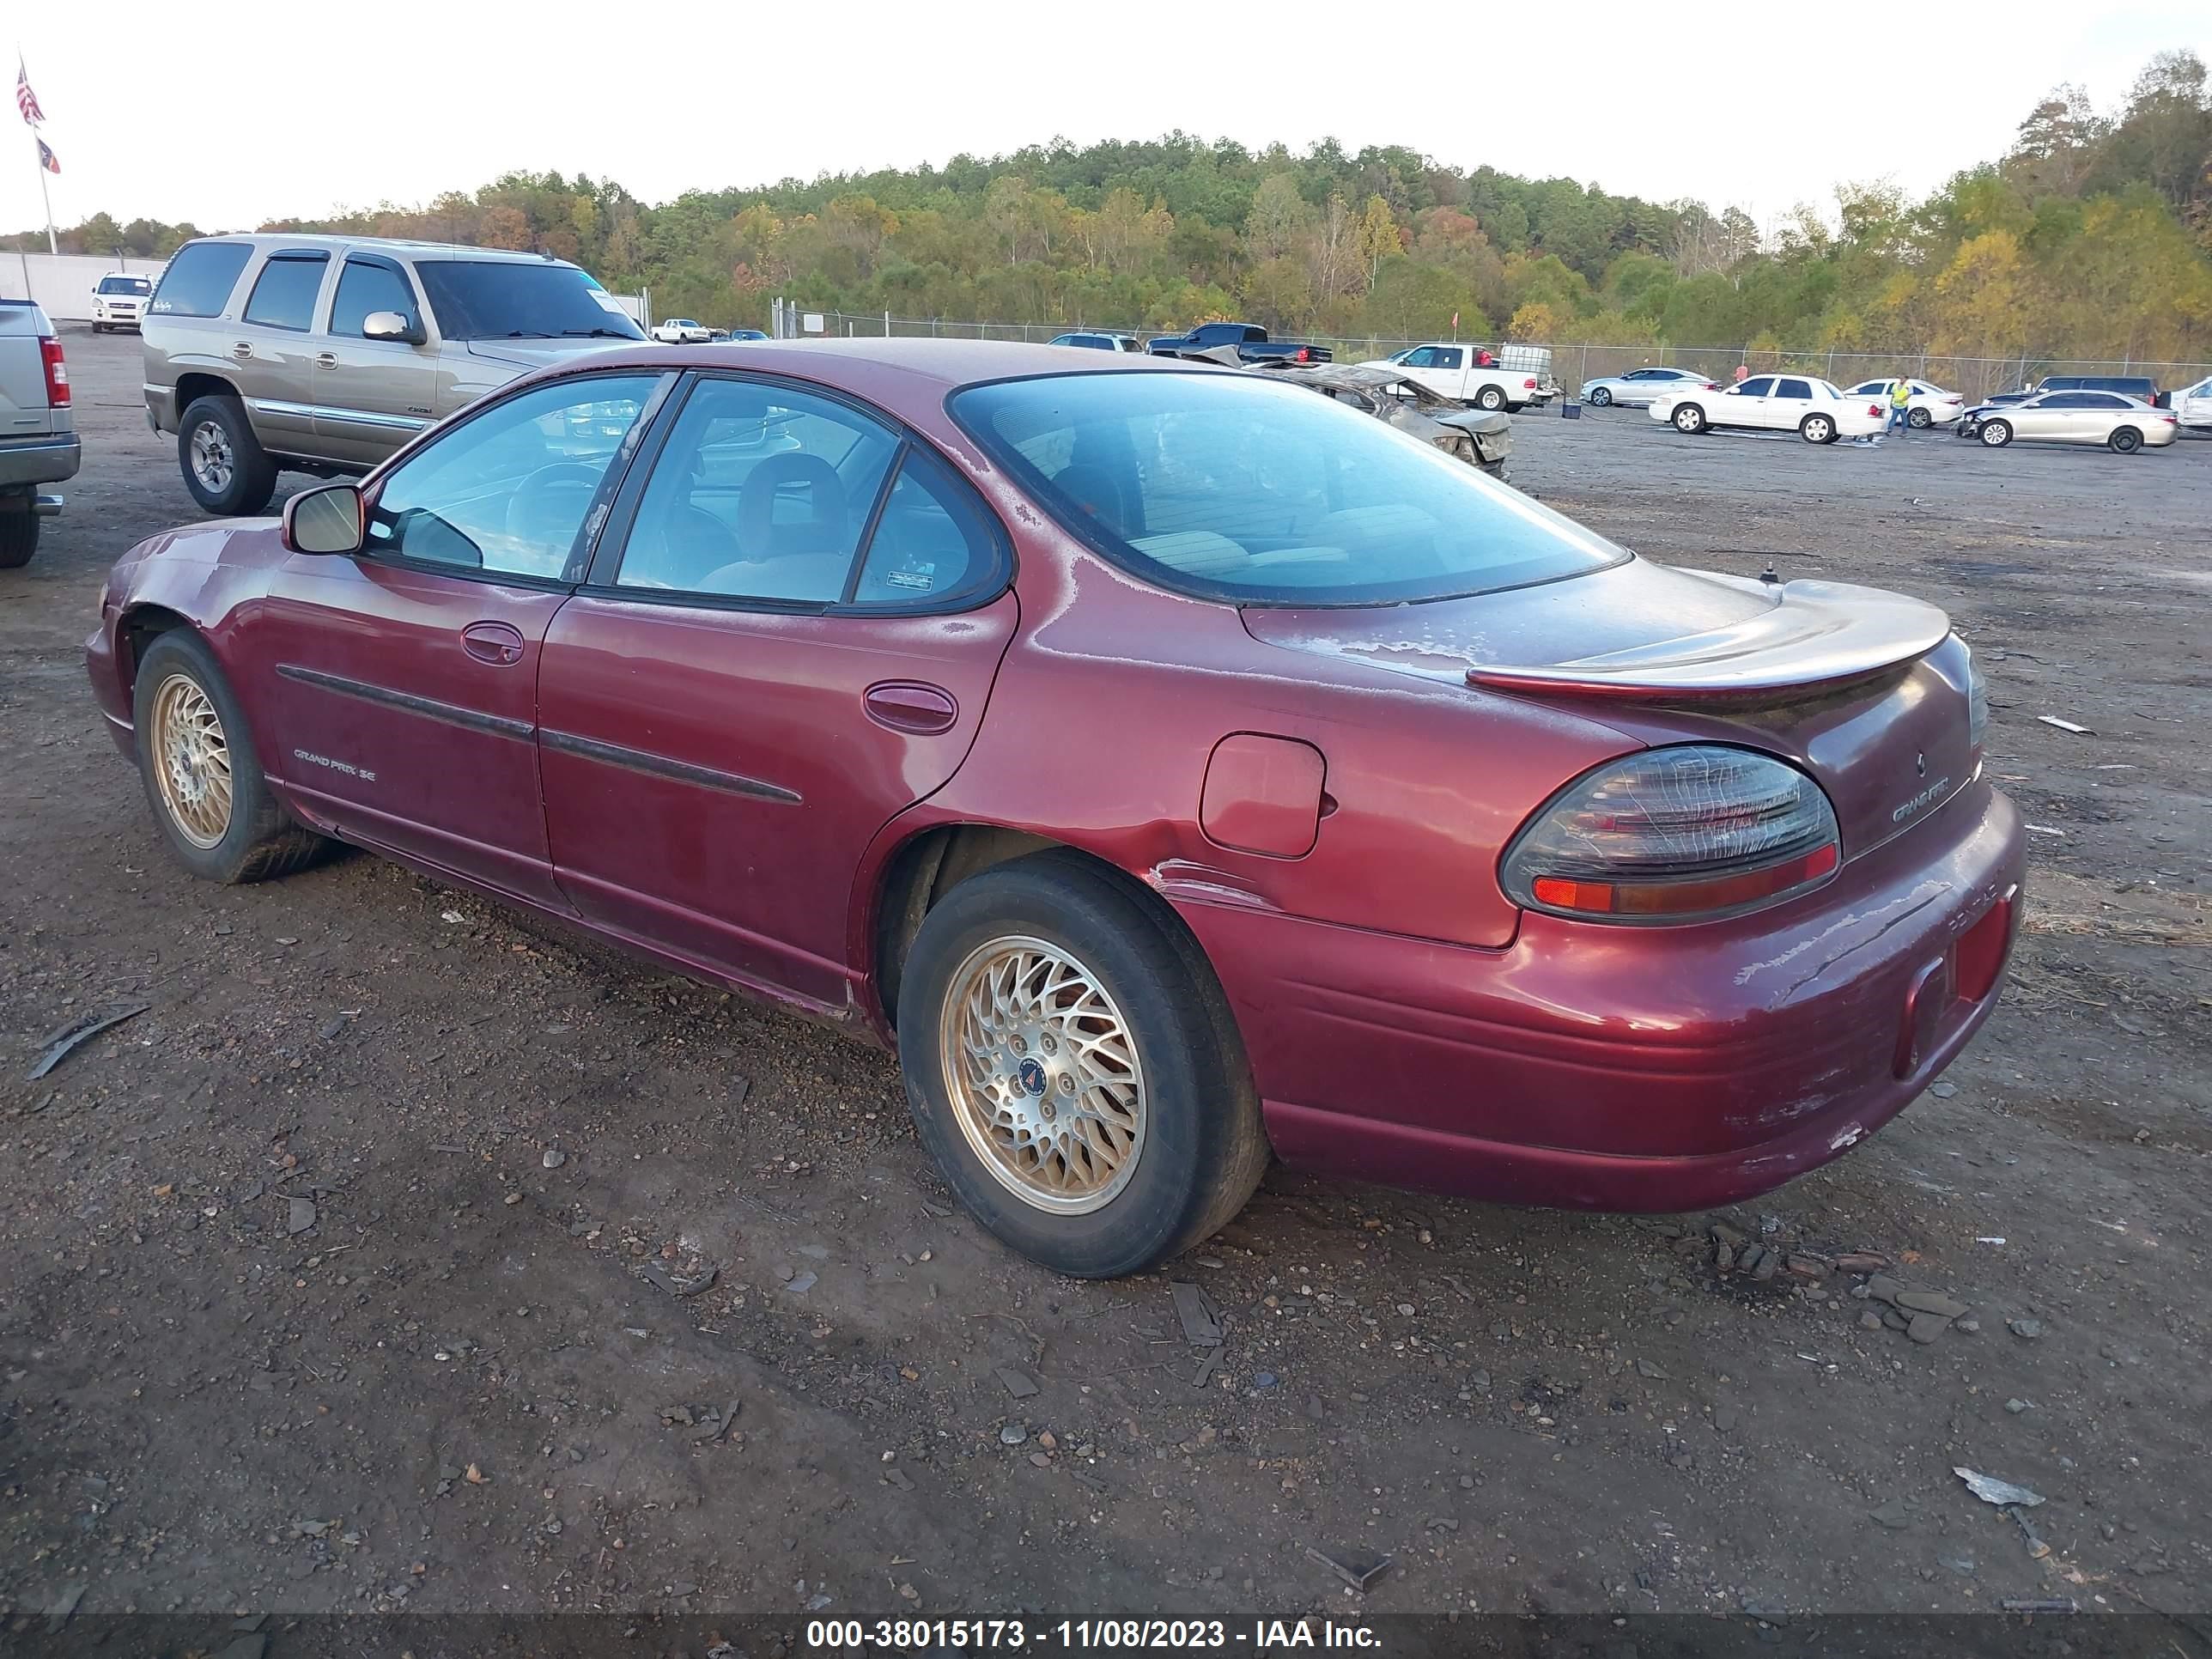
[1886,378,1915,436]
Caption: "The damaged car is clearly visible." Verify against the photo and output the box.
[1255,361,1514,483]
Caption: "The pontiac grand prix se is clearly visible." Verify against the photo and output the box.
[86,340,2024,1277]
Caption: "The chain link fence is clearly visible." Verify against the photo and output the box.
[773,305,2212,404]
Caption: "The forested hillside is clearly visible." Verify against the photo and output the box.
[16,49,2210,359]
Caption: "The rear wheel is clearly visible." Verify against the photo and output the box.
[1474,384,1507,411]
[178,395,280,517]
[1672,404,1708,434]
[0,508,38,569]
[1979,419,2013,448]
[132,630,328,883]
[2109,426,2142,454]
[1908,406,1932,428]
[1800,413,1837,445]
[896,851,1268,1278]
[1588,386,1613,406]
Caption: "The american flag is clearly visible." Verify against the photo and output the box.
[17,60,46,126]
[38,137,59,175]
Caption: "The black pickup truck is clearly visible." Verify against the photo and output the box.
[1146,321,1333,363]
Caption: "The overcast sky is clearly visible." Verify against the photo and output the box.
[8,2,2206,241]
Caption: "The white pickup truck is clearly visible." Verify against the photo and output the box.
[0,299,78,568]
[1361,343,1558,411]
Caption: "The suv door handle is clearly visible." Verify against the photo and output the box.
[460,621,526,666]
[314,353,337,369]
[232,341,253,359]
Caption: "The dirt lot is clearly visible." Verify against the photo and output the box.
[3,329,2208,1638]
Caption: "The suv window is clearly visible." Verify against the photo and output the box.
[614,378,900,602]
[241,252,330,331]
[98,275,152,295]
[150,241,254,319]
[951,369,1623,606]
[412,260,647,343]
[331,257,421,338]
[364,374,659,580]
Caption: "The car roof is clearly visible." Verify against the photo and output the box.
[657,337,1193,388]
[179,232,580,268]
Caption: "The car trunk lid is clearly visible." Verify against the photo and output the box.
[1238,558,1977,860]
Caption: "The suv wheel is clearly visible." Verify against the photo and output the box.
[0,507,39,569]
[179,395,281,517]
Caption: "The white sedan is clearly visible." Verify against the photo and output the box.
[1844,377,1968,428]
[1650,374,1887,444]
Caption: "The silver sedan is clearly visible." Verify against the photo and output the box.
[1579,366,1717,407]
[1960,391,2179,453]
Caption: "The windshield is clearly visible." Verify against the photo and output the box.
[413,260,647,343]
[951,371,1626,605]
[99,275,153,295]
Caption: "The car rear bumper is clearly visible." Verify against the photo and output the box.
[1175,778,2024,1212]
[0,431,81,489]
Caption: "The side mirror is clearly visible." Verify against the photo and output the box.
[362,310,424,345]
[283,483,366,555]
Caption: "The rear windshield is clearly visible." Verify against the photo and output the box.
[412,260,647,343]
[951,370,1626,605]
[99,275,152,295]
[150,241,254,319]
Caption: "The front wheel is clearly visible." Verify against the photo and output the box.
[1474,385,1507,411]
[896,852,1269,1278]
[178,396,280,516]
[1801,413,1837,444]
[1588,386,1613,407]
[2109,426,2142,454]
[1979,419,2013,448]
[132,630,329,883]
[1672,404,1708,434]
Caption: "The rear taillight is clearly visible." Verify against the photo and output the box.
[1966,647,1989,752]
[1522,378,1537,389]
[1869,404,1881,417]
[40,337,69,407]
[1502,744,1842,924]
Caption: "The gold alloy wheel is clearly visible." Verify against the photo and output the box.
[149,672,234,849]
[939,935,1147,1214]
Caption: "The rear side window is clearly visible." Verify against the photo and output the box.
[2080,393,2129,408]
[849,445,1006,606]
[150,241,254,319]
[330,258,420,338]
[1776,378,1814,399]
[242,253,330,331]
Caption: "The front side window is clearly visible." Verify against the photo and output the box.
[150,240,254,319]
[331,258,421,339]
[1733,377,1775,398]
[1401,347,1441,368]
[614,378,899,601]
[1846,380,1884,395]
[951,369,1624,606]
[364,374,659,580]
[412,260,647,343]
[242,253,329,331]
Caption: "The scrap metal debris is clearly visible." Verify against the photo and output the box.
[27,1002,150,1080]
[1170,1280,1224,1347]
[1955,1467,2045,1508]
[1304,1545,1393,1593]
[641,1261,720,1297]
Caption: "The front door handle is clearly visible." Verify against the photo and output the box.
[232,341,253,359]
[460,621,526,666]
[314,352,338,369]
[863,681,957,735]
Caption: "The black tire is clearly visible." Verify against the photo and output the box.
[2109,426,2142,454]
[1672,403,1708,434]
[1801,413,1837,445]
[896,850,1269,1279]
[1474,384,1508,411]
[1588,386,1613,406]
[177,394,280,517]
[0,509,37,569]
[92,321,106,335]
[1979,419,2013,448]
[1908,406,1932,428]
[131,629,328,884]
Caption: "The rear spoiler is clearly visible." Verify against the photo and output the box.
[1466,577,1950,702]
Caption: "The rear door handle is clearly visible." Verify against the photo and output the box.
[460,621,526,666]
[863,681,957,734]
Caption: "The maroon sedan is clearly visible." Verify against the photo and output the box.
[87,341,2024,1277]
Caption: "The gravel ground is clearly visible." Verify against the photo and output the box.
[3,330,2208,1635]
